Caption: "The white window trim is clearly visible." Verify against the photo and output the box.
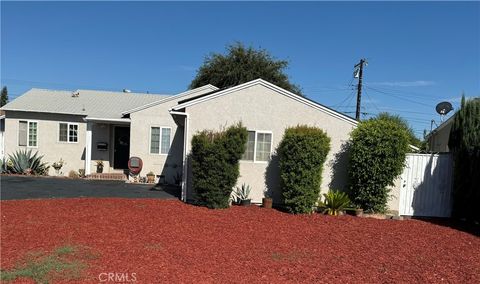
[57,122,79,144]
[18,120,39,148]
[241,130,273,164]
[149,126,172,156]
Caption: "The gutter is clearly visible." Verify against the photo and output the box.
[169,110,189,202]
[83,117,131,123]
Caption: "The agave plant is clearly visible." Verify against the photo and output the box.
[320,190,351,216]
[8,149,49,175]
[232,183,252,203]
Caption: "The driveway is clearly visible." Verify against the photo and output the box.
[0,175,179,200]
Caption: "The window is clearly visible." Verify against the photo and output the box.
[256,132,272,161]
[242,131,255,161]
[18,121,37,147]
[150,127,171,154]
[59,123,79,143]
[241,130,272,162]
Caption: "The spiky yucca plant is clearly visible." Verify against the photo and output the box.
[320,190,351,216]
[8,149,49,175]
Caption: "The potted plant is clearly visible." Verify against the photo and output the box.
[96,161,104,173]
[52,158,65,175]
[354,206,364,217]
[262,190,273,209]
[146,171,155,183]
[233,183,252,206]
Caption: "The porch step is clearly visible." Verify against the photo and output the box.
[86,173,127,181]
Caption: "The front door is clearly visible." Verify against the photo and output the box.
[114,127,130,169]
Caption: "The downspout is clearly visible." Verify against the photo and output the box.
[169,111,189,202]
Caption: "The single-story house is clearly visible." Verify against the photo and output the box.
[426,115,455,152]
[0,79,358,204]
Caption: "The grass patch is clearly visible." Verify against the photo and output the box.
[1,245,87,284]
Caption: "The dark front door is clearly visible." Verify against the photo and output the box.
[114,127,130,169]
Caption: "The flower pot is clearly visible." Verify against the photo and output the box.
[240,199,251,206]
[262,197,273,208]
[96,165,103,173]
[355,209,364,217]
[147,175,155,184]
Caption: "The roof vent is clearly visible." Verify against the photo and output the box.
[72,91,80,97]
[123,89,131,93]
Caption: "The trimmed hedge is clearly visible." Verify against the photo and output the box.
[448,96,480,221]
[278,125,331,214]
[190,123,248,209]
[348,118,410,213]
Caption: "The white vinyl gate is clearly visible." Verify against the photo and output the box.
[399,153,453,217]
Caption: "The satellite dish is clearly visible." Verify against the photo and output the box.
[435,101,453,115]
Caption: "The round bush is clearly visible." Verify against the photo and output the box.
[278,125,331,214]
[191,123,248,209]
[348,119,409,213]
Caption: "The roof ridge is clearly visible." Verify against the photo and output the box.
[76,89,171,96]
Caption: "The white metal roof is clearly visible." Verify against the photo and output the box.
[0,88,170,119]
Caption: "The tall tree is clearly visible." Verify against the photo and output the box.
[376,112,422,147]
[448,95,480,221]
[0,86,8,107]
[190,43,302,95]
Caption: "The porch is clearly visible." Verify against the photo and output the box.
[84,118,131,178]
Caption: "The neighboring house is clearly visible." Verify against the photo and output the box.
[0,79,358,204]
[426,115,455,152]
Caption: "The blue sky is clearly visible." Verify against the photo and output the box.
[1,1,479,137]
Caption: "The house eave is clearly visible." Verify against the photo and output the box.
[121,84,219,116]
[170,79,359,126]
[83,117,131,124]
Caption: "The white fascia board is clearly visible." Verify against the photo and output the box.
[171,79,358,126]
[121,84,219,115]
[84,117,131,123]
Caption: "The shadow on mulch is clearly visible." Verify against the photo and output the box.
[412,217,480,237]
[149,184,181,199]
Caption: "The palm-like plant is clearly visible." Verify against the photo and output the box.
[8,149,49,175]
[319,190,351,216]
[232,183,252,203]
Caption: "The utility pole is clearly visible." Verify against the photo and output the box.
[354,59,367,121]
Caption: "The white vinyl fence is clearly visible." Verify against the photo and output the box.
[399,153,453,217]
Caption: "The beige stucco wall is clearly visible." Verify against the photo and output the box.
[427,122,452,152]
[184,84,357,204]
[129,87,215,183]
[3,111,87,176]
[129,104,183,183]
[387,177,402,214]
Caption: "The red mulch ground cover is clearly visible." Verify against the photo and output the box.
[1,198,479,283]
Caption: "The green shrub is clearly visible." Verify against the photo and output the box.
[191,123,248,209]
[348,118,409,213]
[278,125,331,214]
[448,96,480,221]
[8,149,49,175]
[319,190,351,216]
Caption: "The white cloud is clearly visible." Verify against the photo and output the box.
[369,80,436,87]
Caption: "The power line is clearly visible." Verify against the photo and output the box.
[365,86,433,107]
